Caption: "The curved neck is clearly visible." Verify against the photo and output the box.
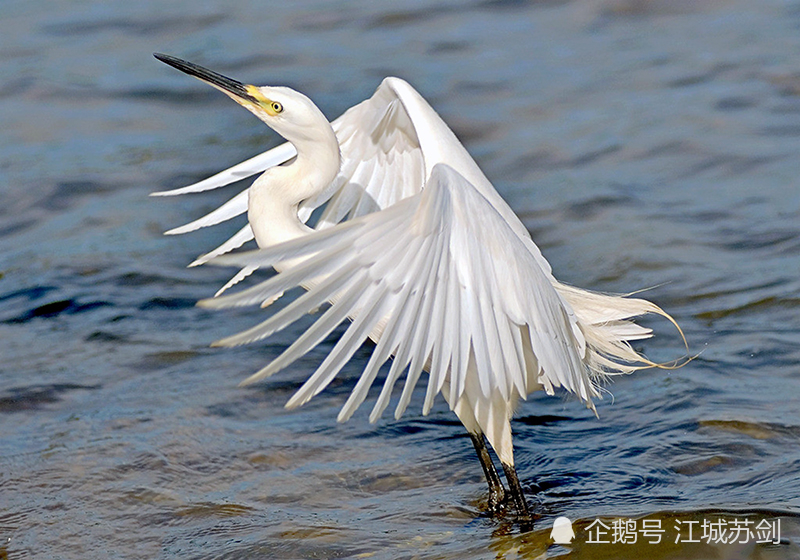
[248,127,340,248]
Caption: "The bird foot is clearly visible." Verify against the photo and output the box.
[505,499,537,531]
[487,488,507,513]
[483,493,538,532]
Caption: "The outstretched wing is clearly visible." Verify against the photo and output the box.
[300,78,426,227]
[201,164,596,422]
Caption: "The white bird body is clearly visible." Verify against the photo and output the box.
[153,54,678,521]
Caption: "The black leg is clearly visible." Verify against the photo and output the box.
[502,461,532,529]
[469,432,506,511]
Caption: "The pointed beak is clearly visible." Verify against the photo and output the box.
[154,53,259,105]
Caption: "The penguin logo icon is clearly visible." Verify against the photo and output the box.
[550,516,575,544]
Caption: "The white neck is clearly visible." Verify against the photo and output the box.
[248,128,340,249]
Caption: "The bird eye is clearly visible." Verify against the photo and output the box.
[271,101,283,114]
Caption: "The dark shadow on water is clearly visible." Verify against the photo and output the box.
[35,180,115,212]
[3,298,112,324]
[0,285,57,303]
[138,296,198,310]
[0,383,101,412]
[516,414,577,426]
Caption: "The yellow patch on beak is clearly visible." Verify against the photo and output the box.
[245,85,280,116]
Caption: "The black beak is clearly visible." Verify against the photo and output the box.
[154,53,258,103]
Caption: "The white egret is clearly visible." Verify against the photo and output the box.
[153,53,680,524]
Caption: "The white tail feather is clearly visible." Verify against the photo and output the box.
[555,282,684,382]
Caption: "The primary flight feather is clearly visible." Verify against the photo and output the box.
[153,53,679,523]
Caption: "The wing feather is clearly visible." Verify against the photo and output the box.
[244,272,369,385]
[342,236,425,422]
[394,228,446,419]
[422,249,451,415]
[210,265,353,347]
[190,224,254,267]
[215,266,258,298]
[164,189,249,235]
[206,164,593,423]
[287,277,389,409]
[367,235,437,422]
[151,142,296,197]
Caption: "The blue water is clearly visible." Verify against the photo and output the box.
[2,0,800,558]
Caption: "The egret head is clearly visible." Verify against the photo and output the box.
[154,53,332,144]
